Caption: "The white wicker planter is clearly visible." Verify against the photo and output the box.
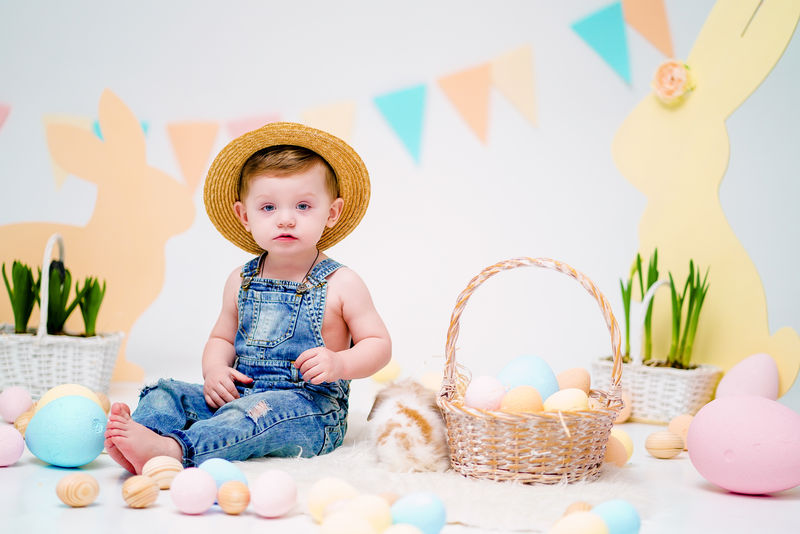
[591,357,722,423]
[0,234,123,398]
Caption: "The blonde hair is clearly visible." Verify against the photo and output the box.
[238,145,339,201]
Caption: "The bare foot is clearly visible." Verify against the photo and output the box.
[105,402,183,474]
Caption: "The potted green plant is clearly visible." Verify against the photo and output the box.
[2,261,40,334]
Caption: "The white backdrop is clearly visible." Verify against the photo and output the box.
[1,1,798,406]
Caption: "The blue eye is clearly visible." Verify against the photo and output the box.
[261,204,275,212]
[297,202,310,211]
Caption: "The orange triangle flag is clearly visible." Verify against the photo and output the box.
[438,63,492,143]
[301,101,357,142]
[623,0,674,57]
[491,46,537,127]
[166,122,219,191]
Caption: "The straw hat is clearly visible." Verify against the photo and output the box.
[204,122,370,254]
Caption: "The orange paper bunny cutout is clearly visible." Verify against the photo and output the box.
[0,89,205,381]
[613,0,800,393]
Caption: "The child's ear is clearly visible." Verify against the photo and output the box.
[233,201,250,231]
[326,197,344,228]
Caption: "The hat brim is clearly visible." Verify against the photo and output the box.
[204,122,370,254]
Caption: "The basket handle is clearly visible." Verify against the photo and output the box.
[442,257,622,397]
[36,233,64,338]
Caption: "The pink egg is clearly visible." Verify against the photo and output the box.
[464,375,506,411]
[0,426,25,467]
[715,353,778,400]
[170,467,218,514]
[0,386,33,423]
[687,395,800,494]
[250,469,297,518]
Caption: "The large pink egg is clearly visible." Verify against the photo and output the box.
[687,395,800,494]
[0,386,33,423]
[464,375,506,411]
[250,469,297,518]
[0,426,25,466]
[170,467,218,514]
[715,353,778,400]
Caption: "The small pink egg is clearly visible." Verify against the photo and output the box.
[0,386,33,423]
[251,469,297,518]
[0,426,25,467]
[170,467,217,514]
[464,375,506,411]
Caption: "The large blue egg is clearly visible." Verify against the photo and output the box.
[198,458,248,487]
[592,499,641,534]
[496,355,559,400]
[391,492,446,534]
[25,395,106,467]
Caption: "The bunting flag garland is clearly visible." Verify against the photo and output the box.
[0,104,9,132]
[42,114,93,188]
[166,122,220,191]
[93,119,149,140]
[572,2,632,84]
[437,63,493,143]
[301,101,357,143]
[623,0,674,57]
[226,114,280,139]
[374,84,427,163]
[491,46,537,127]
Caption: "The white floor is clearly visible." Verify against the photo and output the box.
[2,381,799,534]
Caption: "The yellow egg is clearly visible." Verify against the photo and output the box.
[500,385,543,413]
[645,430,684,459]
[668,414,694,450]
[218,480,250,515]
[556,368,591,394]
[371,359,402,383]
[122,475,159,508]
[610,427,633,461]
[543,388,589,412]
[56,473,99,507]
[142,456,184,489]
[307,477,359,523]
[36,384,102,413]
[340,494,392,533]
[614,390,632,424]
[94,391,111,414]
[320,511,375,534]
[14,406,35,436]
[563,501,592,516]
[603,436,629,467]
[548,511,609,534]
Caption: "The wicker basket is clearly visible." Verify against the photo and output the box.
[591,359,721,424]
[437,257,624,484]
[0,234,123,398]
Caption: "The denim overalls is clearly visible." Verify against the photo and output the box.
[131,254,349,467]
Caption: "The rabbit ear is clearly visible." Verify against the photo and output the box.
[46,121,109,183]
[688,0,800,118]
[96,88,147,163]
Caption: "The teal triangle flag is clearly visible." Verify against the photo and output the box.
[374,84,426,164]
[93,119,149,140]
[572,2,631,84]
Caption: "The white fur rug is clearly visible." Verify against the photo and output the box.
[239,399,648,533]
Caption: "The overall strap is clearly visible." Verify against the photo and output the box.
[240,252,265,288]
[306,258,344,286]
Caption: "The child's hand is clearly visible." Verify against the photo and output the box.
[203,366,253,409]
[294,347,343,384]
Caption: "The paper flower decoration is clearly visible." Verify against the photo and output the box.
[652,60,695,106]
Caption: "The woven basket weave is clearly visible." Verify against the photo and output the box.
[437,257,624,484]
[0,234,123,398]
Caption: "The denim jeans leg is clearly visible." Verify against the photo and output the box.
[131,379,213,435]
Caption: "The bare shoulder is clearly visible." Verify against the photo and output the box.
[327,266,370,296]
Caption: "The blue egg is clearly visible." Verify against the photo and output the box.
[198,458,248,487]
[496,355,559,400]
[592,499,641,534]
[391,492,446,534]
[25,395,106,467]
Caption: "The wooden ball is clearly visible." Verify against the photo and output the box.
[563,501,592,516]
[218,480,250,515]
[668,414,693,450]
[122,475,159,508]
[94,392,111,414]
[56,473,99,507]
[13,406,35,437]
[142,456,184,489]
[645,431,684,459]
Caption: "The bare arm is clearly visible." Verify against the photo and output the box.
[295,269,391,384]
[201,267,253,408]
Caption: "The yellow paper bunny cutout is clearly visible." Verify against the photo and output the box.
[613,0,800,394]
